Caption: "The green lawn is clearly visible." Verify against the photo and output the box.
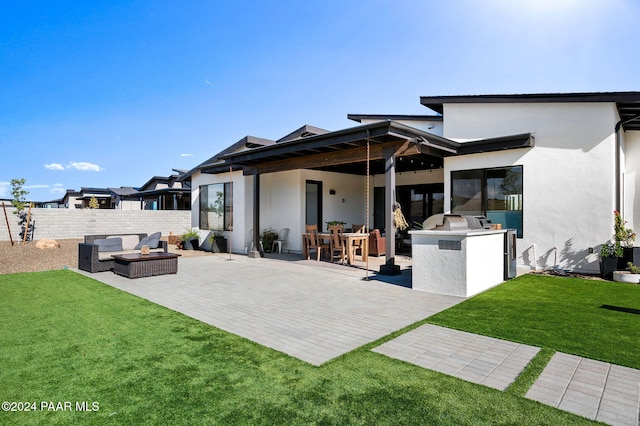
[428,274,640,370]
[0,271,608,425]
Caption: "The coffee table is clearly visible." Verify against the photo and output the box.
[112,252,181,279]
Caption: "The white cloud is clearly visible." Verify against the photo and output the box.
[25,184,49,189]
[180,153,193,157]
[44,163,65,171]
[51,187,66,194]
[67,162,103,172]
[53,183,64,187]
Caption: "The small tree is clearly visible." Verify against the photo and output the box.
[10,178,28,214]
[10,178,34,242]
[88,196,100,209]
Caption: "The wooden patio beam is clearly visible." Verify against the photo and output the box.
[243,140,418,175]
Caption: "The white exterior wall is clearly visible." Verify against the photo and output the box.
[116,198,141,210]
[191,169,251,253]
[192,168,369,254]
[623,130,640,231]
[443,102,619,273]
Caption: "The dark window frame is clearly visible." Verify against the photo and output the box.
[199,182,233,231]
[451,165,523,237]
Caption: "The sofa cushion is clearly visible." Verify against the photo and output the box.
[107,235,141,251]
[97,247,165,260]
[95,238,123,252]
[135,232,162,249]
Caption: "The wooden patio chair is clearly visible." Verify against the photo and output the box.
[304,224,327,261]
[328,224,346,264]
[350,224,365,257]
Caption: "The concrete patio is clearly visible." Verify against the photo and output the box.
[77,253,463,366]
[77,253,640,425]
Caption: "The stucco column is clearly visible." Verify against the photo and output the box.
[380,148,400,275]
[248,173,263,258]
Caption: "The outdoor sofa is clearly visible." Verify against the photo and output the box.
[78,232,167,273]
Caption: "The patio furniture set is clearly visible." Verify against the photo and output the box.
[78,233,180,278]
[302,224,386,264]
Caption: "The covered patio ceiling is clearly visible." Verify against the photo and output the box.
[207,120,533,176]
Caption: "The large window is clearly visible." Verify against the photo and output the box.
[452,166,523,237]
[199,183,232,231]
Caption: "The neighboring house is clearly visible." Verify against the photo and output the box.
[112,170,192,210]
[49,170,192,210]
[189,91,640,274]
[65,188,112,209]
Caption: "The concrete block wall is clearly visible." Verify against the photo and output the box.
[0,206,191,241]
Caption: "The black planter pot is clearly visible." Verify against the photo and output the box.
[183,238,199,250]
[211,238,227,253]
[600,256,619,280]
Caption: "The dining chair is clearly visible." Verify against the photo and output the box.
[328,225,346,264]
[271,228,289,253]
[304,224,327,261]
[350,224,365,258]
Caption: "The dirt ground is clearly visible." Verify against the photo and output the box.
[0,239,212,275]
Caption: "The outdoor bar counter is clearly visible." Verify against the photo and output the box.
[410,228,508,297]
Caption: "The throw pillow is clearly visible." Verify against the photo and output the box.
[134,231,162,249]
[95,238,123,252]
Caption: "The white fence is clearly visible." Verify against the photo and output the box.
[0,206,191,241]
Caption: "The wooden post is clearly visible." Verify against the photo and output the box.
[23,202,32,243]
[2,202,14,246]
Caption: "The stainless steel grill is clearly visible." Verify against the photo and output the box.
[431,214,493,231]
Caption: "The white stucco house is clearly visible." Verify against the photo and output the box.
[186,91,640,275]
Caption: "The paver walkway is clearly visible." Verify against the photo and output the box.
[79,254,640,425]
[526,352,640,426]
[375,325,640,426]
[78,255,463,366]
[373,324,540,390]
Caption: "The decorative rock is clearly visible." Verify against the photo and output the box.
[36,239,61,249]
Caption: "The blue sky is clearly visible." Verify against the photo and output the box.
[1,0,638,202]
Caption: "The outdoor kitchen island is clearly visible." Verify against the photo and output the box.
[410,228,511,297]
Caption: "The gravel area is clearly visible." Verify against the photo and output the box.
[0,239,213,275]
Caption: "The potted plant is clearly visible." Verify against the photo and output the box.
[260,229,279,253]
[210,232,227,253]
[613,262,640,284]
[180,228,200,250]
[613,210,639,267]
[600,242,623,280]
[325,220,346,231]
[600,210,637,279]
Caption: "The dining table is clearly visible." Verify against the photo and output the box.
[306,232,368,264]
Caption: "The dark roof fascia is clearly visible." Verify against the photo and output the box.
[184,136,276,178]
[420,91,640,114]
[80,187,111,195]
[276,125,330,143]
[139,176,173,191]
[348,114,443,123]
[200,164,245,175]
[455,133,534,155]
[108,187,140,196]
[126,187,191,198]
[77,196,111,201]
[221,120,437,164]
[211,135,275,160]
